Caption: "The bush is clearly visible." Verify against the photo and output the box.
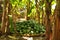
[16,20,46,34]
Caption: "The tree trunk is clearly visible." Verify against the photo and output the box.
[6,0,10,34]
[12,13,17,34]
[1,0,10,34]
[12,7,18,34]
[1,0,7,34]
[0,1,3,23]
[35,0,40,24]
[26,0,30,20]
[53,0,60,40]
[45,0,52,40]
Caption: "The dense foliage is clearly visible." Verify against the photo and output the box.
[16,20,45,34]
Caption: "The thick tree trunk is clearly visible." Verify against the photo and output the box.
[1,0,10,34]
[53,0,60,40]
[45,0,52,40]
[1,0,7,33]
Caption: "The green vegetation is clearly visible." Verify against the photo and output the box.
[10,20,45,34]
[16,20,45,34]
[1,0,60,40]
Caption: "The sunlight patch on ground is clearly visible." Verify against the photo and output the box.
[22,37,33,40]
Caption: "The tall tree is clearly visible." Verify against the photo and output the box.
[1,0,10,34]
[53,0,60,40]
[45,0,52,40]
[6,0,11,34]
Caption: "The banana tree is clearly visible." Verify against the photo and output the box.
[10,0,21,33]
